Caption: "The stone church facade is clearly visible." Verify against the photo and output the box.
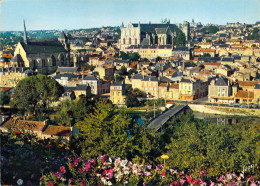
[119,20,181,51]
[11,21,70,74]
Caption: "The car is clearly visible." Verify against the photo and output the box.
[228,103,234,107]
[250,103,258,108]
[240,104,247,108]
[234,103,240,107]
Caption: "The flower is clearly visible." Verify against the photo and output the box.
[13,131,21,134]
[144,171,152,176]
[187,175,193,183]
[180,179,186,184]
[147,164,152,169]
[161,171,166,176]
[70,178,75,183]
[161,154,169,159]
[17,179,23,185]
[69,163,75,168]
[227,174,232,180]
[48,182,54,186]
[248,176,254,182]
[60,166,66,173]
[40,176,43,181]
[199,169,203,175]
[45,144,53,148]
[81,180,86,186]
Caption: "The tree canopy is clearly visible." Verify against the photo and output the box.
[174,32,186,46]
[0,89,10,107]
[12,74,64,119]
[247,28,260,40]
[200,26,219,34]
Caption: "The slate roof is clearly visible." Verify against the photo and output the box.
[75,84,89,90]
[141,38,150,46]
[111,81,124,86]
[221,57,234,62]
[113,59,130,63]
[173,47,189,51]
[132,74,158,81]
[255,84,260,89]
[20,41,66,54]
[180,78,193,83]
[132,23,180,34]
[53,73,78,80]
[0,57,8,62]
[83,75,98,81]
[214,76,229,86]
[160,76,174,83]
[11,54,24,62]
[56,67,78,73]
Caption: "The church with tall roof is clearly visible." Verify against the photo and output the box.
[119,19,181,51]
[11,20,71,74]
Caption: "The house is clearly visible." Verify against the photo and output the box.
[208,76,233,103]
[179,78,201,100]
[172,47,190,60]
[193,48,216,57]
[203,62,221,70]
[221,57,234,65]
[234,90,254,104]
[74,84,91,99]
[94,64,115,80]
[131,74,159,98]
[110,81,127,106]
[0,117,75,143]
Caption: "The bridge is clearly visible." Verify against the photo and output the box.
[147,104,188,131]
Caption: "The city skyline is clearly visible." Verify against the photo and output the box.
[0,0,260,31]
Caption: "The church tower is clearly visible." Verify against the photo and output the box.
[183,21,190,41]
[23,19,28,44]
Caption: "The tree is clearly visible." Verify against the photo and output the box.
[126,92,140,107]
[200,26,219,34]
[0,89,10,107]
[202,53,211,57]
[12,75,64,118]
[119,66,128,76]
[75,99,133,159]
[174,32,186,46]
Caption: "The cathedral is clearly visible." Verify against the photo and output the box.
[11,20,70,74]
[119,19,181,51]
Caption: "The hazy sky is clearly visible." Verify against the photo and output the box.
[0,0,259,31]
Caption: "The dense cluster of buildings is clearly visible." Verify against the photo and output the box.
[1,20,260,108]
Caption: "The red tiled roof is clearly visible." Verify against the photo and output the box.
[235,90,254,99]
[203,63,221,66]
[169,83,179,89]
[1,118,45,131]
[194,48,215,53]
[0,87,13,92]
[42,125,72,137]
[129,63,137,68]
[159,82,168,87]
[237,81,258,87]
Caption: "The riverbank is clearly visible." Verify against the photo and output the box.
[189,104,260,117]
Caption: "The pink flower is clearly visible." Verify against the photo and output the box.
[56,172,62,178]
[180,179,186,184]
[144,172,151,176]
[204,170,207,176]
[40,177,43,181]
[147,165,152,169]
[69,163,75,168]
[199,169,203,175]
[60,166,66,174]
[143,182,146,186]
[250,184,257,186]
[227,174,232,180]
[210,181,215,186]
[218,175,225,182]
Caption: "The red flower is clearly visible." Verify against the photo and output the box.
[60,166,66,173]
[48,182,54,186]
[40,177,43,181]
[187,175,193,183]
[69,163,75,168]
[161,171,166,176]
[13,131,21,134]
[45,144,53,148]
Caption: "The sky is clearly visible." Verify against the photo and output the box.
[0,0,259,31]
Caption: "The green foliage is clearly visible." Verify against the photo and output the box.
[119,66,128,75]
[165,112,260,178]
[247,28,260,40]
[126,92,140,107]
[120,52,140,61]
[0,89,10,107]
[145,98,165,107]
[200,26,219,34]
[75,99,133,159]
[12,74,64,118]
[54,98,91,127]
[202,53,211,57]
[133,88,145,97]
[174,32,186,46]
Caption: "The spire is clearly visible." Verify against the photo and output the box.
[121,22,124,28]
[138,21,141,27]
[23,19,28,44]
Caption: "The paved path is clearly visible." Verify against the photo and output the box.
[147,104,187,131]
